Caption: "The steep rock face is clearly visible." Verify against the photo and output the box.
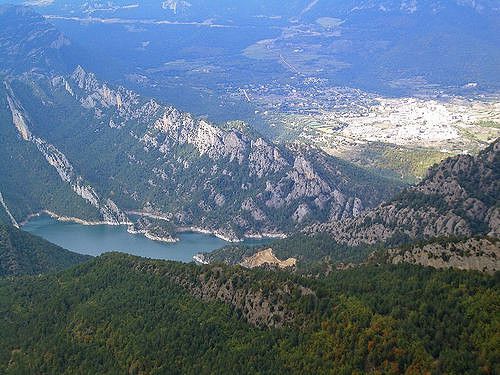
[4,81,128,225]
[2,67,399,239]
[33,139,129,224]
[0,193,19,228]
[308,140,500,246]
[69,67,160,126]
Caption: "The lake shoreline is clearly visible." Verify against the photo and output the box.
[21,210,284,245]
[22,214,272,263]
[19,210,132,227]
[129,211,288,243]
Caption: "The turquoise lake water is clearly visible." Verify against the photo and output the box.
[23,215,266,262]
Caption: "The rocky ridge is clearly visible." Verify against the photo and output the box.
[307,139,500,246]
[2,66,399,240]
[133,259,314,328]
[4,80,128,225]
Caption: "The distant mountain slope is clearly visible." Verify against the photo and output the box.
[0,223,90,276]
[0,6,402,239]
[14,0,499,21]
[0,252,497,373]
[0,5,74,75]
[308,139,499,245]
[8,1,499,94]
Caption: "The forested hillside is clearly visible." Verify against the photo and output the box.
[0,83,104,224]
[0,223,90,276]
[0,253,497,374]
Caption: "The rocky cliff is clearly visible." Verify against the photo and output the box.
[307,140,499,246]
[4,81,128,225]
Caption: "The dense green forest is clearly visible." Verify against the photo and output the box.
[0,252,497,374]
[206,232,377,269]
[0,223,90,276]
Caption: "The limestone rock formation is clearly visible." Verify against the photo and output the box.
[239,249,297,269]
[308,140,499,246]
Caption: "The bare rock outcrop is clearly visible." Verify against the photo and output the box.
[239,248,297,269]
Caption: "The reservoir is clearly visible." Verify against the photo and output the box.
[23,215,267,262]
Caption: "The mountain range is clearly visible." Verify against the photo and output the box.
[205,140,499,272]
[15,0,500,21]
[0,4,497,268]
[0,4,498,374]
[0,4,401,241]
